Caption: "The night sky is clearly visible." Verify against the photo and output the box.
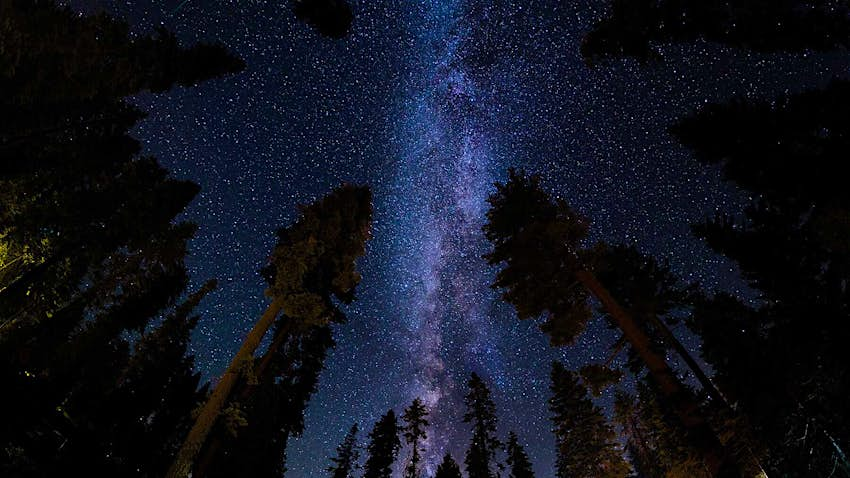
[71,0,850,475]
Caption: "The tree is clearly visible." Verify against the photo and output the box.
[168,184,373,477]
[435,454,463,478]
[581,0,850,62]
[402,398,430,478]
[505,431,535,478]
[549,362,630,478]
[363,410,402,478]
[328,423,360,478]
[463,373,501,478]
[292,0,354,38]
[672,82,850,475]
[483,169,736,475]
[614,384,711,478]
[0,4,241,472]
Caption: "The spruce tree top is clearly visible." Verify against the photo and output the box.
[483,169,593,346]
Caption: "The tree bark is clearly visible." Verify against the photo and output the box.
[574,269,734,477]
[191,315,302,478]
[165,297,286,478]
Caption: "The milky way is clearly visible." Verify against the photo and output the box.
[389,2,504,471]
[70,0,850,475]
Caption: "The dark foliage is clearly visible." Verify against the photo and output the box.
[583,0,850,62]
[292,0,354,39]
[363,410,402,478]
[463,373,502,478]
[549,362,630,478]
[328,424,360,478]
[505,431,535,478]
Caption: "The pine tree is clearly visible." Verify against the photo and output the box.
[581,0,850,62]
[435,454,463,478]
[0,11,242,472]
[168,184,372,477]
[483,169,734,475]
[328,423,360,478]
[463,373,501,478]
[505,431,535,478]
[549,362,630,478]
[363,410,402,478]
[673,83,850,475]
[402,398,429,478]
[614,384,711,478]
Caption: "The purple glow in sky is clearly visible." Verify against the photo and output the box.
[390,1,503,471]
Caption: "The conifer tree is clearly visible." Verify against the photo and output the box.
[328,423,360,478]
[168,184,372,477]
[549,362,630,478]
[363,410,402,478]
[435,454,463,478]
[671,82,850,475]
[463,373,501,478]
[614,385,710,478]
[402,398,430,478]
[505,431,535,478]
[483,169,735,475]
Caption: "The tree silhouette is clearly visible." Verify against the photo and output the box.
[614,384,711,478]
[0,3,241,473]
[582,0,850,63]
[505,431,535,478]
[168,184,373,477]
[463,373,501,478]
[435,454,463,478]
[292,0,354,38]
[328,423,360,478]
[673,82,850,475]
[363,410,402,478]
[402,398,430,478]
[549,362,630,478]
[483,169,736,475]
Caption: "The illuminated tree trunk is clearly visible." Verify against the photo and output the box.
[574,269,733,477]
[191,315,310,478]
[166,297,287,478]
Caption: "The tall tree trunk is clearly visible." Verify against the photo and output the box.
[574,269,735,477]
[645,314,768,477]
[166,297,287,478]
[191,315,305,478]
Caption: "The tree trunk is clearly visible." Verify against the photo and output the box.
[574,269,734,477]
[191,315,303,478]
[645,313,769,477]
[166,297,286,478]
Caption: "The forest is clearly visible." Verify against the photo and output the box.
[1,0,849,477]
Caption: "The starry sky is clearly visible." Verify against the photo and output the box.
[71,0,850,475]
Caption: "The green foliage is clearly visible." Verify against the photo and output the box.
[483,169,592,346]
[549,362,630,478]
[263,184,372,330]
[363,410,402,478]
[578,364,623,397]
